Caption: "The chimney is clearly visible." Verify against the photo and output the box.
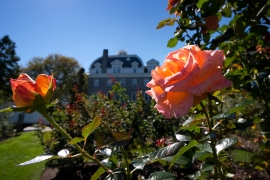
[102,49,108,73]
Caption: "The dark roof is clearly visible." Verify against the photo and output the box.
[90,55,144,69]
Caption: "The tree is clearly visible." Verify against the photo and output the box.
[0,35,20,101]
[21,54,81,103]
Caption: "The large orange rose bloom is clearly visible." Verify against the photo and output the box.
[146,45,231,118]
[10,73,56,111]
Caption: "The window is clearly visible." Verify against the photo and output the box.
[107,79,112,87]
[113,67,121,73]
[94,63,101,74]
[120,79,125,86]
[117,67,121,73]
[144,92,150,101]
[132,79,137,87]
[132,92,136,101]
[113,67,117,73]
[94,79,99,87]
[144,79,149,86]
[148,66,155,72]
[133,67,137,73]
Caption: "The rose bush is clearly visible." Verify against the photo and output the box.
[10,73,56,112]
[146,45,231,118]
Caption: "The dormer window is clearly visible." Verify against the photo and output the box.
[131,61,139,74]
[148,66,155,72]
[94,62,101,74]
[111,59,123,74]
[147,59,159,73]
[113,67,121,73]
[133,67,137,73]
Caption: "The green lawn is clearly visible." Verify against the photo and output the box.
[0,131,46,180]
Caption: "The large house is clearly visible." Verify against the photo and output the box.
[88,49,159,100]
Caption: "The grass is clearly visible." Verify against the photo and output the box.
[0,131,46,180]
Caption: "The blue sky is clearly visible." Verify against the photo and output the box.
[1,0,186,72]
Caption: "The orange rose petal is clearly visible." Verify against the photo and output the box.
[164,60,200,92]
[146,79,156,88]
[155,92,193,118]
[163,53,197,87]
[36,74,52,97]
[205,78,232,93]
[165,59,185,74]
[12,85,36,107]
[10,74,39,94]
[147,86,167,103]
[188,69,225,96]
[197,50,223,75]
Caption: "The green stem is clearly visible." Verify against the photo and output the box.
[121,147,132,180]
[200,102,224,180]
[37,104,110,173]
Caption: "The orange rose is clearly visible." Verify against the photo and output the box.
[146,45,231,118]
[10,73,56,112]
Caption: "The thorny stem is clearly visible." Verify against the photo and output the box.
[200,102,224,180]
[37,104,110,174]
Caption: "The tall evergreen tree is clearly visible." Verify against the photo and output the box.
[0,35,20,101]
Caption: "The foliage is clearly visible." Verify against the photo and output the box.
[0,114,14,140]
[21,54,82,103]
[0,35,20,101]
[0,132,46,180]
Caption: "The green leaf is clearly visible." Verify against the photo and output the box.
[170,140,198,167]
[196,0,209,9]
[216,138,237,155]
[82,116,101,139]
[231,150,253,163]
[17,155,53,166]
[167,37,178,48]
[69,137,84,145]
[90,167,106,180]
[94,130,105,147]
[148,171,177,180]
[250,25,269,35]
[101,158,116,169]
[108,132,131,146]
[226,99,256,115]
[203,33,210,43]
[132,157,152,170]
[194,151,213,161]
[201,160,215,171]
[175,134,191,141]
[0,106,32,113]
[156,22,166,30]
[196,142,212,153]
[153,142,185,159]
[132,142,186,169]
[221,7,232,17]
[213,99,255,119]
[188,171,201,179]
